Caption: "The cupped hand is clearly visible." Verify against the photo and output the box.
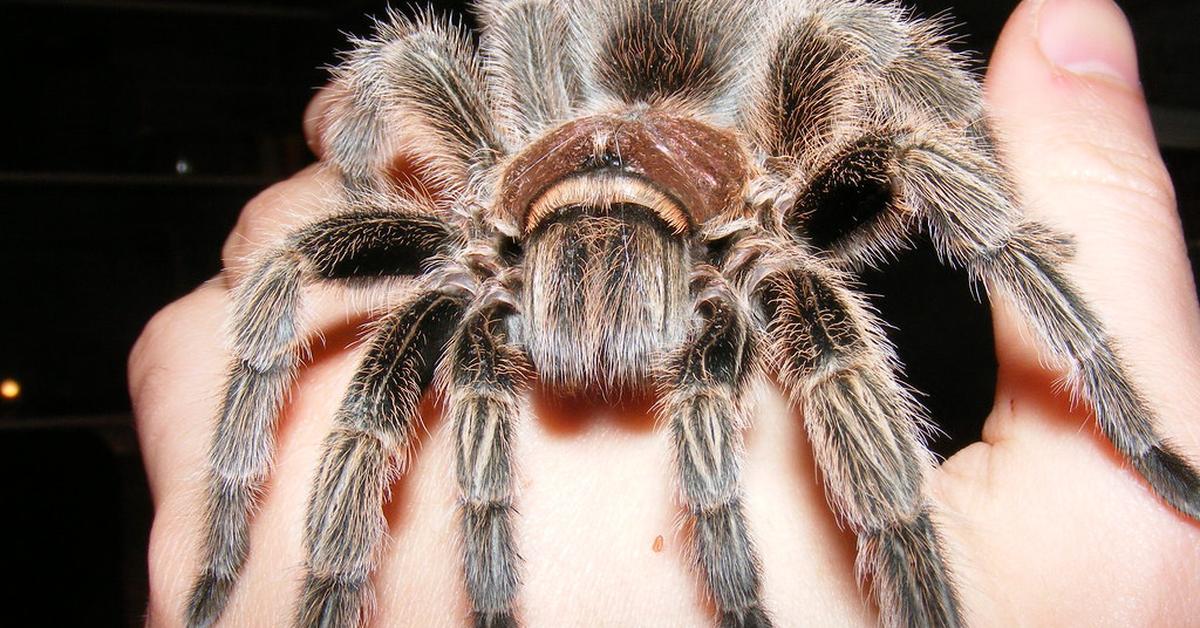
[130,0,1200,625]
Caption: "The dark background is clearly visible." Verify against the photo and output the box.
[2,0,1197,625]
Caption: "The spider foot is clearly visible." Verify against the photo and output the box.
[297,574,366,628]
[474,610,517,628]
[1132,443,1200,521]
[861,511,961,628]
[720,605,773,628]
[186,570,235,628]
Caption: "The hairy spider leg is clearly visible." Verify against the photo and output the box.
[299,291,466,627]
[658,274,770,627]
[968,223,1200,520]
[744,0,996,266]
[189,253,301,628]
[799,122,1200,522]
[477,0,581,145]
[739,5,964,626]
[315,13,528,626]
[325,9,502,194]
[800,1,986,129]
[188,210,451,628]
[755,258,960,628]
[447,301,530,628]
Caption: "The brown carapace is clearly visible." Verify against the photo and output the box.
[186,1,1200,627]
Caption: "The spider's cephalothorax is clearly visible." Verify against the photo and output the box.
[188,1,1200,627]
[508,110,750,390]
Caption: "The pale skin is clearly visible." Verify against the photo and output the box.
[130,0,1200,625]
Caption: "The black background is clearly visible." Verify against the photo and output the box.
[2,1,1197,625]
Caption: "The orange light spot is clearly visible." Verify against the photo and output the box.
[652,535,664,553]
[0,378,20,400]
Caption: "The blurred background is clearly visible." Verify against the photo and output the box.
[2,0,1197,625]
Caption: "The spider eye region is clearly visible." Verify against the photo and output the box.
[498,112,749,236]
[586,150,625,170]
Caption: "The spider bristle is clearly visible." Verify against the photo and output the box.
[744,3,860,163]
[1132,443,1200,521]
[473,610,517,628]
[185,571,236,628]
[477,0,580,142]
[857,510,962,628]
[567,0,758,119]
[719,605,773,628]
[297,573,373,628]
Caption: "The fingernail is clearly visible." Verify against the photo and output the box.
[1037,0,1140,88]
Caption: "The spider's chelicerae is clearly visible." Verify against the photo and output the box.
[189,0,1200,626]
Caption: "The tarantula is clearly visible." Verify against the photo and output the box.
[187,0,1200,626]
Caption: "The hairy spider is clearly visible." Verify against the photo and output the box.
[187,0,1200,626]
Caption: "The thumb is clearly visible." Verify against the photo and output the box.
[927,5,1200,620]
[983,0,1200,443]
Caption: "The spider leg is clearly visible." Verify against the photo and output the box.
[660,274,769,627]
[476,0,580,143]
[790,127,1200,521]
[446,297,530,628]
[743,1,860,168]
[755,258,960,628]
[745,1,984,166]
[891,133,1200,521]
[744,1,1000,262]
[326,10,502,192]
[785,132,923,263]
[299,290,466,627]
[187,209,451,628]
[568,0,757,117]
[966,231,1200,520]
[806,0,984,130]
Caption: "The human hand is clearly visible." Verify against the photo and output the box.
[923,0,1200,622]
[130,0,1200,625]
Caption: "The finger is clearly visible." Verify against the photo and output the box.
[129,279,369,496]
[129,279,375,625]
[128,282,240,623]
[932,0,1200,620]
[130,282,229,503]
[302,85,337,159]
[219,163,339,280]
[136,73,442,624]
[982,0,1200,446]
[228,82,345,276]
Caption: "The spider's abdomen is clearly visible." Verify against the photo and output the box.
[520,203,689,391]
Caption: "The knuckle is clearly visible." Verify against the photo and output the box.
[303,85,338,158]
[1046,111,1178,216]
[221,166,335,272]
[128,285,222,411]
[129,302,184,393]
[221,180,294,268]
